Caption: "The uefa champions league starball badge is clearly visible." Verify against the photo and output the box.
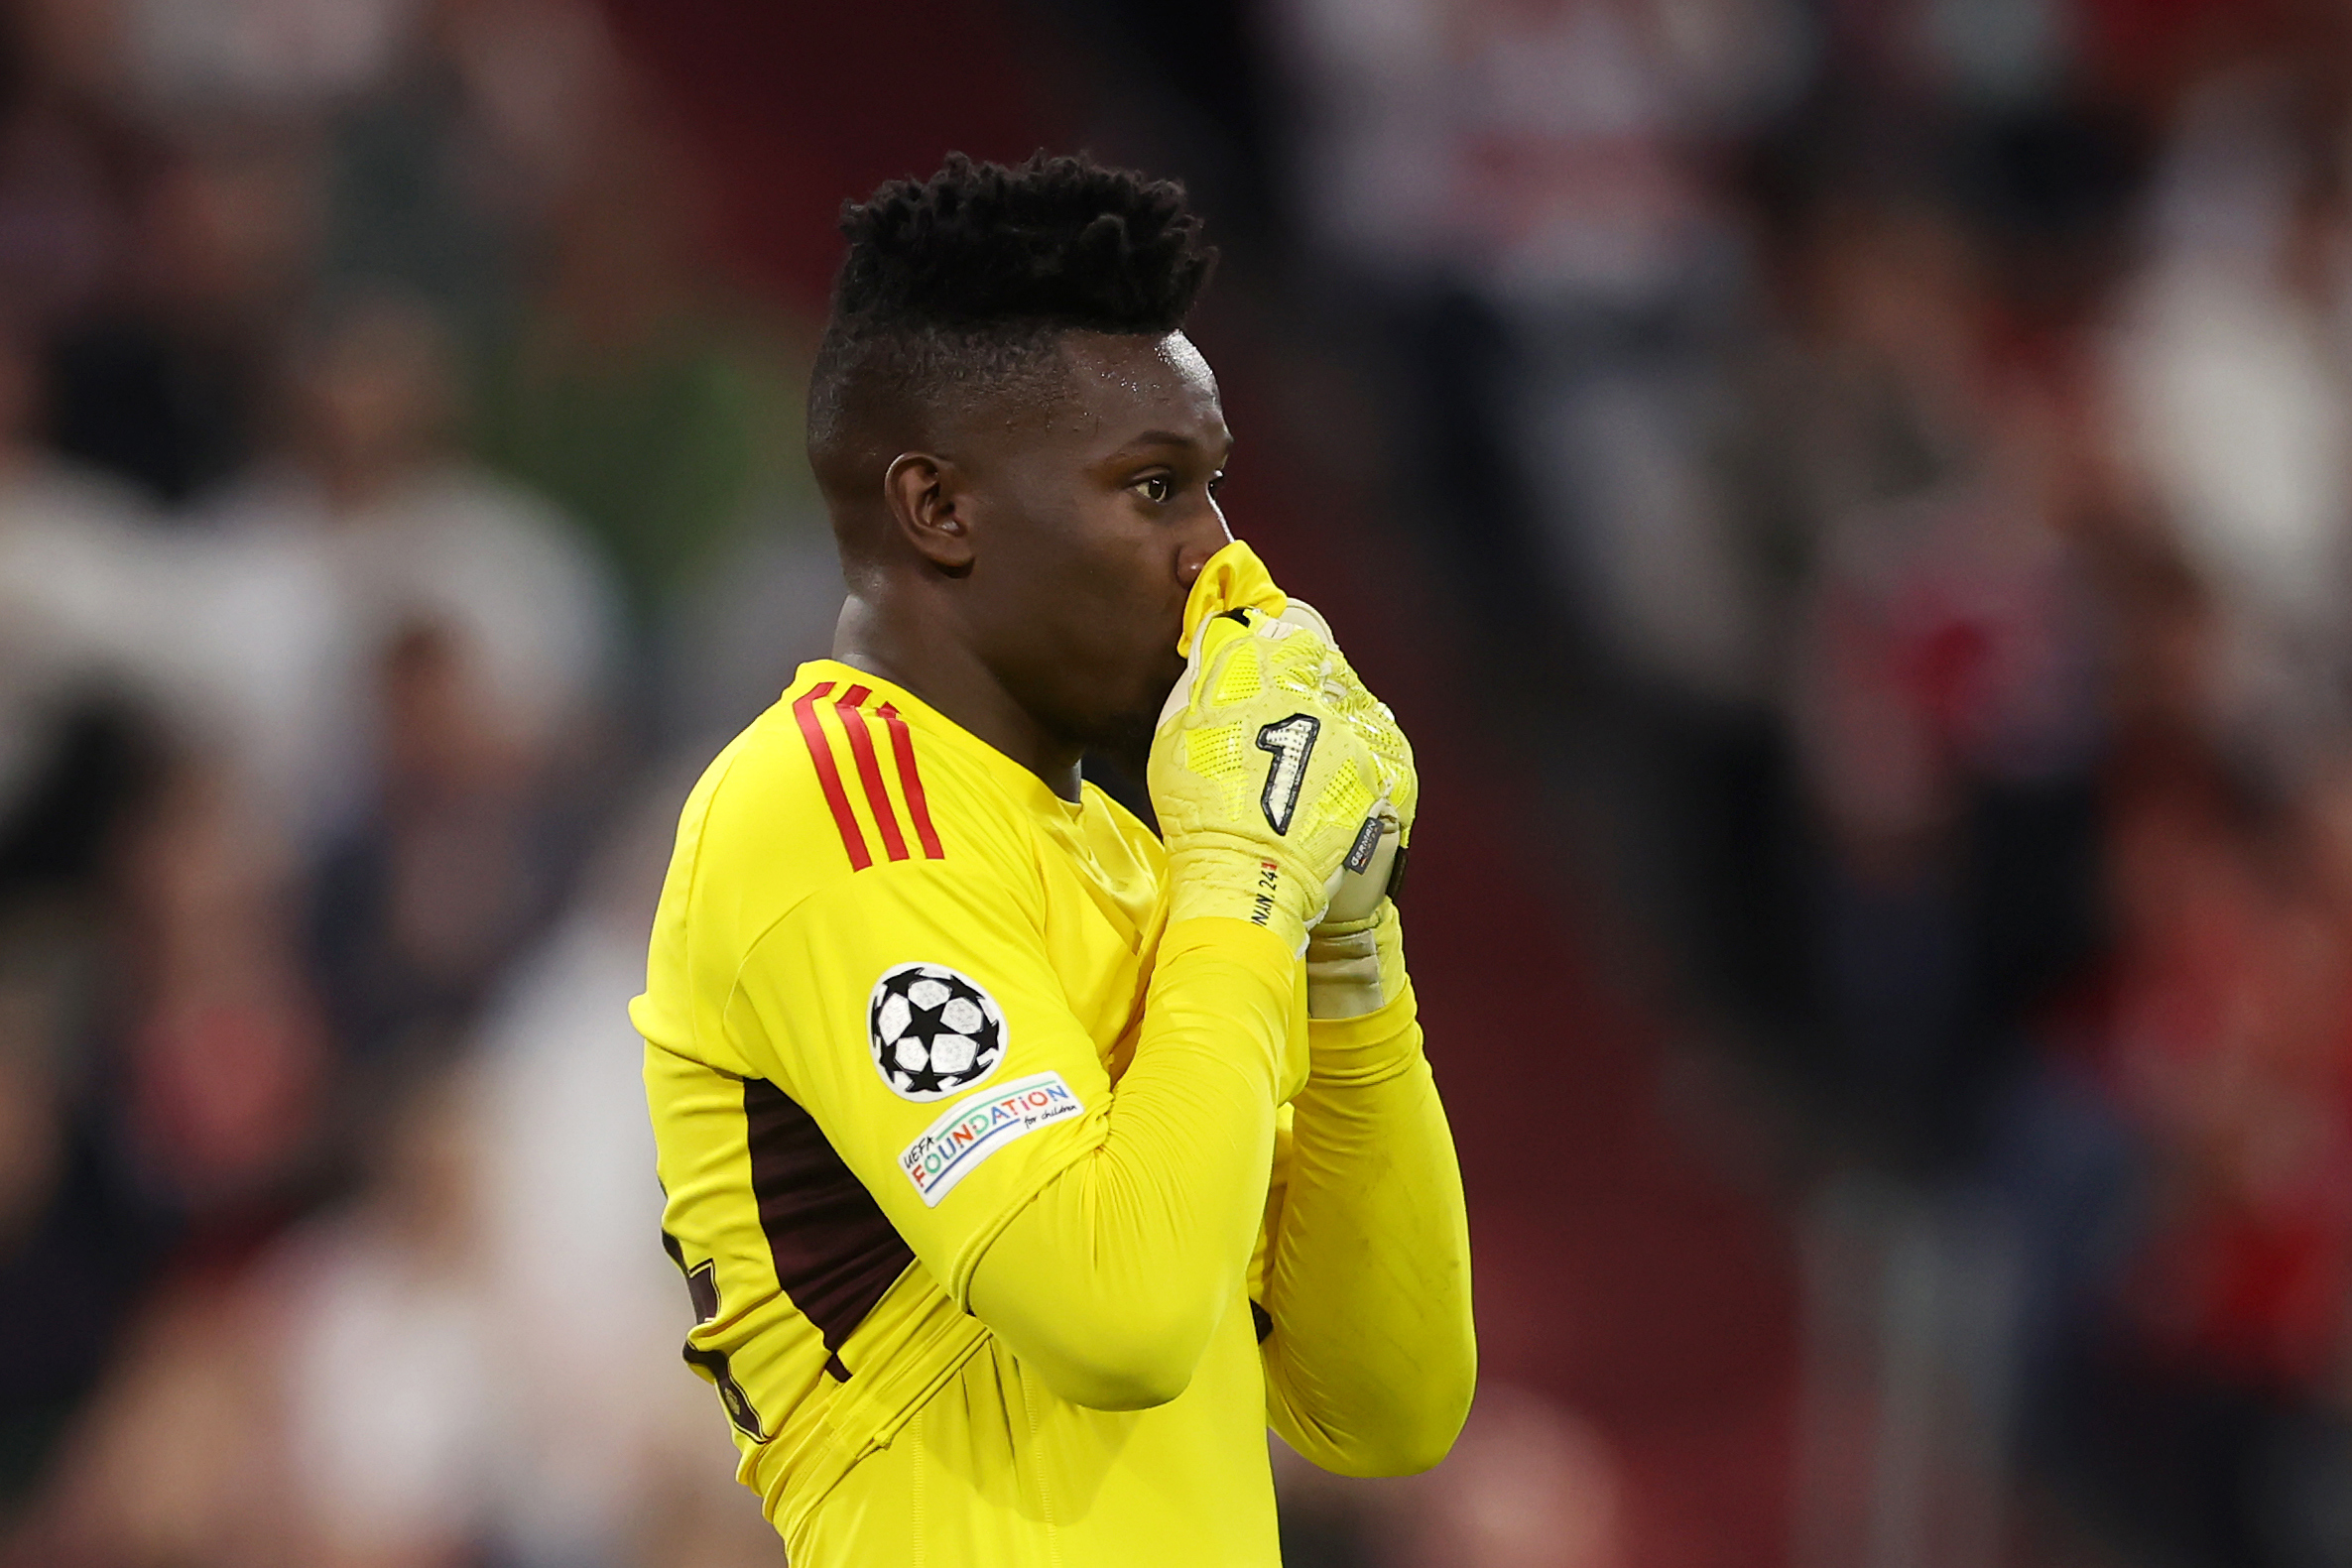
[868,963,1009,1101]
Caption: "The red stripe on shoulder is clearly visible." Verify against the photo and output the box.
[833,685,910,863]
[876,703,945,860]
[792,681,871,871]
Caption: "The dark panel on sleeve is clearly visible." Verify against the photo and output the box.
[743,1076,918,1372]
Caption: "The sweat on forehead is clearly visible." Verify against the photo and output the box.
[1063,330,1215,401]
[1036,331,1223,443]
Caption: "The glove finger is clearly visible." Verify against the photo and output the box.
[1320,795,1401,924]
[1155,608,1268,733]
[1275,596,1333,642]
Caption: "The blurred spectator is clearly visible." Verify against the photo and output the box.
[218,293,622,1055]
[2103,66,2352,761]
[0,898,168,1519]
[1273,0,1808,302]
[46,116,324,507]
[49,288,623,865]
[112,754,325,1218]
[269,1064,506,1568]
[0,323,171,812]
[309,622,568,1066]
[11,1270,296,1568]
[474,100,807,632]
[459,780,770,1567]
[1787,350,2104,1158]
[317,0,626,361]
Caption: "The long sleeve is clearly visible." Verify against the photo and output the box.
[1258,978,1475,1476]
[724,834,1306,1416]
[966,915,1306,1410]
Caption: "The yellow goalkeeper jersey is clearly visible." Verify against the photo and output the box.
[633,660,1294,1564]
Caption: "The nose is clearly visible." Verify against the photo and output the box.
[1175,515,1233,589]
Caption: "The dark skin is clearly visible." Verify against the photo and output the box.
[821,329,1235,801]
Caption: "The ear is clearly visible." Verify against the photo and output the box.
[883,451,975,575]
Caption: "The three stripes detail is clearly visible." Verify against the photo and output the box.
[792,680,944,870]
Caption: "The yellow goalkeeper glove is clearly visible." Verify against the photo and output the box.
[1149,543,1392,956]
[1270,599,1417,1019]
[1166,542,1419,1017]
[1267,597,1414,917]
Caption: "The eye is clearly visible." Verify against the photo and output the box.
[1208,471,1225,497]
[1134,474,1174,505]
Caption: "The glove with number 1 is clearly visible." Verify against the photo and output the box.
[1149,544,1389,958]
[1275,597,1417,1021]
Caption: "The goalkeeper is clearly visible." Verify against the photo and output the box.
[633,152,1473,1567]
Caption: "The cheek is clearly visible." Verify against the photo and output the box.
[1036,499,1158,610]
[979,484,1184,715]
[1049,524,1184,698]
[1080,526,1184,651]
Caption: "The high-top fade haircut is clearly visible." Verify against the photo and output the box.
[806,152,1217,489]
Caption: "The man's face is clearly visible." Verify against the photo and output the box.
[954,329,1234,752]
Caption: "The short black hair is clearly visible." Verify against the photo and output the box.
[807,152,1216,467]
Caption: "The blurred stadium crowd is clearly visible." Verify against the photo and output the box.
[0,2,829,1564]
[1271,0,2352,1560]
[1316,0,2352,1559]
[4,0,2352,1565]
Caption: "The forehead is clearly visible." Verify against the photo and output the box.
[1047,329,1225,446]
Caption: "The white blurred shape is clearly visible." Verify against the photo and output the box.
[178,458,620,844]
[1400,1385,1627,1568]
[280,1224,502,1559]
[1272,0,1808,296]
[2110,264,2351,636]
[1538,370,1766,701]
[467,816,733,1563]
[0,461,170,800]
[124,0,421,107]
[2107,71,2352,646]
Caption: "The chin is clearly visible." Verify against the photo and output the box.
[1064,687,1161,776]
[1053,652,1182,761]
[1087,702,1159,758]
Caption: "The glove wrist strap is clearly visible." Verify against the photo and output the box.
[1303,901,1406,1019]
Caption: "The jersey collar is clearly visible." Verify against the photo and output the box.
[794,660,1087,824]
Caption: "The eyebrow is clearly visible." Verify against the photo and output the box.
[1111,428,1233,456]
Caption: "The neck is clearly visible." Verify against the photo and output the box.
[832,588,1085,802]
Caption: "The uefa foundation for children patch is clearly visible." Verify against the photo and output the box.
[898,1072,1085,1206]
[869,962,1007,1101]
